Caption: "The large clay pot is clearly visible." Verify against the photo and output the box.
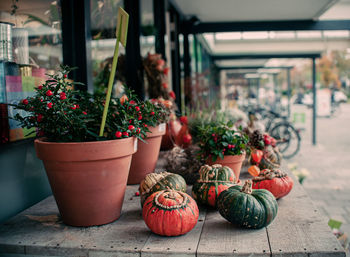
[207,153,246,183]
[34,137,137,227]
[128,124,166,184]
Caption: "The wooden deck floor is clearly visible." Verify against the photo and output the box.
[0,169,346,257]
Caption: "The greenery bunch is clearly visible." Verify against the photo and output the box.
[196,121,249,162]
[12,65,169,142]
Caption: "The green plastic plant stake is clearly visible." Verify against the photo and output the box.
[99,7,129,136]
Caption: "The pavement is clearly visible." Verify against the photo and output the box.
[289,103,350,254]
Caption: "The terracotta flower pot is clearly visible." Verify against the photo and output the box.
[128,124,166,184]
[207,153,246,183]
[35,137,137,227]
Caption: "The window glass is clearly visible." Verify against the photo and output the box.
[0,0,63,143]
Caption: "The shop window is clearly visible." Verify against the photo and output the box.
[0,0,63,143]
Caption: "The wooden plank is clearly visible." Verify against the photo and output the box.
[266,174,346,257]
[0,185,151,257]
[141,208,206,257]
[197,209,270,257]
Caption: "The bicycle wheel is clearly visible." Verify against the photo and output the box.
[269,122,301,159]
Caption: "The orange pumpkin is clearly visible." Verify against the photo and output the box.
[248,165,260,177]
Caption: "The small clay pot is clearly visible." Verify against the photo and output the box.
[35,137,137,227]
[128,124,166,184]
[206,153,246,183]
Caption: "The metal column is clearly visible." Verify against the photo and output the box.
[169,9,181,113]
[312,57,317,145]
[124,0,144,99]
[183,32,191,107]
[61,0,92,91]
[287,68,291,118]
[153,0,166,59]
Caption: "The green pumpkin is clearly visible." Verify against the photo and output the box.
[192,164,236,208]
[217,180,278,229]
[140,172,186,206]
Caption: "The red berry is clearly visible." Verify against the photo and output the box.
[128,125,135,131]
[135,106,140,111]
[38,85,43,90]
[183,134,192,144]
[169,91,176,99]
[22,99,29,105]
[37,114,43,122]
[150,111,155,116]
[163,67,170,75]
[76,104,80,109]
[180,116,188,125]
[135,191,140,196]
[115,131,122,138]
[60,92,66,100]
[136,128,141,134]
[143,123,148,127]
[71,104,77,110]
[82,111,87,115]
[157,59,165,66]
[122,131,129,137]
[64,74,67,78]
[138,116,142,120]
[212,133,216,137]
[46,90,53,96]
[162,82,168,89]
[129,100,136,105]
[129,120,133,124]
[47,102,53,109]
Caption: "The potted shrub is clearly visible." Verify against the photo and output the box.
[196,121,249,182]
[12,66,145,227]
[127,98,171,184]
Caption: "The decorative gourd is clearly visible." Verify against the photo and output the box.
[192,164,236,208]
[139,172,186,206]
[252,169,294,199]
[248,165,260,177]
[258,145,282,170]
[142,189,199,236]
[217,180,278,229]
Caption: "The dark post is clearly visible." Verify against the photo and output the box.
[312,57,317,145]
[124,0,144,99]
[169,9,181,113]
[256,77,260,106]
[61,0,92,91]
[273,73,278,111]
[287,68,291,118]
[153,0,166,59]
[183,32,191,107]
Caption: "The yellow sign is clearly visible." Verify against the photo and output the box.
[116,7,129,47]
[99,7,129,137]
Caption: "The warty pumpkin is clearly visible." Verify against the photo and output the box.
[192,164,236,208]
[139,172,186,206]
[217,180,278,229]
[252,169,294,199]
[142,189,199,236]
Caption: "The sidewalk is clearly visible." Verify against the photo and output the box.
[289,103,350,252]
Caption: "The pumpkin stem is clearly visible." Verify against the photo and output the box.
[241,180,253,194]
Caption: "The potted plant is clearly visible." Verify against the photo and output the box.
[12,65,145,227]
[127,98,171,184]
[196,121,249,182]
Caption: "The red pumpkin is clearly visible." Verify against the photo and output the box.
[251,149,263,164]
[161,116,182,150]
[143,189,199,236]
[252,169,294,199]
[175,123,192,148]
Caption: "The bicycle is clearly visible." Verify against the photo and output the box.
[245,106,301,159]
